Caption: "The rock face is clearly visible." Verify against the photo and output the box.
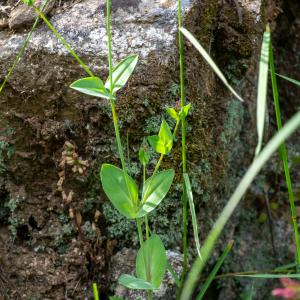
[0,0,271,298]
[8,0,55,29]
[109,248,184,300]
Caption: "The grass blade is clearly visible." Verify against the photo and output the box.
[276,73,300,87]
[92,283,99,300]
[255,26,271,156]
[179,27,243,102]
[235,274,300,279]
[167,260,180,288]
[183,173,202,260]
[196,240,234,300]
[269,41,300,266]
[180,109,300,300]
[0,0,50,93]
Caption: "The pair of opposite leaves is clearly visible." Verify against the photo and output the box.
[70,55,175,219]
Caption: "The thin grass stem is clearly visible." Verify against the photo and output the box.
[33,6,94,77]
[269,42,300,267]
[92,283,99,300]
[180,109,300,299]
[196,240,233,299]
[0,0,50,93]
[177,0,188,285]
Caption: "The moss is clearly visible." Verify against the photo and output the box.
[82,221,96,241]
[5,195,23,237]
[168,83,180,97]
[0,128,15,174]
[221,99,245,146]
[52,223,75,254]
[102,202,137,244]
[143,115,162,134]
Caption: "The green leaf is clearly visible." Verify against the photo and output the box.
[183,173,202,260]
[196,240,233,300]
[179,103,191,119]
[255,26,271,156]
[105,55,138,94]
[139,139,150,166]
[159,119,173,151]
[136,234,167,288]
[148,120,173,154]
[92,283,99,300]
[109,297,123,300]
[70,77,112,100]
[138,169,175,217]
[22,0,34,6]
[276,73,300,87]
[181,108,300,299]
[180,27,243,102]
[118,274,154,290]
[147,135,167,155]
[100,164,138,219]
[167,107,179,121]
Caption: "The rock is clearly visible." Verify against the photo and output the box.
[0,0,265,298]
[0,16,8,28]
[110,248,184,300]
[8,0,55,29]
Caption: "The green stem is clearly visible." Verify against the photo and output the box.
[105,0,138,209]
[269,42,300,267]
[110,100,127,172]
[107,0,113,92]
[33,6,94,77]
[141,153,164,205]
[0,0,50,93]
[136,218,152,300]
[143,164,150,240]
[178,0,188,284]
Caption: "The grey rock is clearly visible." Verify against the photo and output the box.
[110,248,183,300]
[8,0,55,29]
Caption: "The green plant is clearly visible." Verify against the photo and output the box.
[4,1,300,299]
[93,283,99,300]
[69,0,180,298]
[197,240,233,299]
[179,26,300,299]
[269,39,300,268]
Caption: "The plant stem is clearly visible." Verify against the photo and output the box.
[142,119,180,205]
[107,0,113,93]
[269,42,300,268]
[0,0,50,93]
[92,283,99,300]
[178,0,188,283]
[33,6,94,77]
[141,153,164,205]
[110,100,127,172]
[143,164,150,240]
[137,218,152,300]
[196,240,233,300]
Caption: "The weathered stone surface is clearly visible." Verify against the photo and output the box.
[0,0,269,298]
[8,0,55,29]
[110,248,184,300]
